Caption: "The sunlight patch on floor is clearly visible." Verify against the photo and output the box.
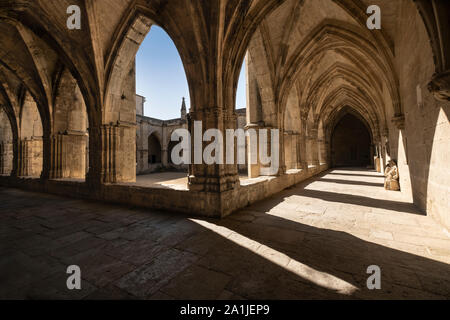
[191,218,358,295]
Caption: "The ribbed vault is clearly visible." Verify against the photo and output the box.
[0,0,448,221]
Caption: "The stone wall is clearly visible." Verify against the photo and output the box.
[0,0,448,224]
[136,102,247,175]
[136,114,188,175]
[0,164,328,218]
[392,0,450,228]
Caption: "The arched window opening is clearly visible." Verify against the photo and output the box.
[148,133,162,165]
[134,25,189,185]
[19,92,43,178]
[236,58,247,111]
[52,69,89,181]
[136,26,190,120]
[0,108,13,175]
[236,56,249,177]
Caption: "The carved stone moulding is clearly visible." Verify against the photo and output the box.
[391,114,405,130]
[428,70,450,101]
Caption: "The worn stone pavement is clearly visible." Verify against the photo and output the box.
[1,168,449,300]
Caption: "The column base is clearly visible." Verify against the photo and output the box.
[188,173,240,193]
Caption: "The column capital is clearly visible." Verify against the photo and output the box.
[300,112,308,121]
[244,121,266,130]
[391,114,405,130]
[428,70,450,101]
[190,106,224,117]
[116,120,137,129]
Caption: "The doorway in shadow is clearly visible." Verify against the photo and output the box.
[331,113,371,168]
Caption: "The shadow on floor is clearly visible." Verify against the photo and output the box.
[328,172,384,178]
[0,169,449,300]
[318,178,385,188]
[297,189,423,216]
[209,209,450,299]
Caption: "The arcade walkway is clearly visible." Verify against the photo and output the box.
[1,169,449,299]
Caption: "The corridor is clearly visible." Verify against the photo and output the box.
[1,168,449,299]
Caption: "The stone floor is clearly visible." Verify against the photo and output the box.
[1,168,449,300]
[132,172,250,190]
[133,172,189,190]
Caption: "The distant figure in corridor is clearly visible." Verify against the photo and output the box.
[384,160,400,191]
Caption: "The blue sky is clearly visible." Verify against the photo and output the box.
[136,26,246,120]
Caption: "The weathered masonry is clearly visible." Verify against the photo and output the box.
[0,0,449,231]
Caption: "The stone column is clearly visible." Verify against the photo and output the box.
[87,121,136,184]
[102,123,119,184]
[49,134,63,179]
[161,124,169,168]
[244,122,283,178]
[86,126,101,185]
[309,128,320,167]
[283,131,298,170]
[378,143,384,173]
[49,131,88,179]
[376,128,389,174]
[382,129,390,171]
[86,124,118,184]
[32,137,43,177]
[318,138,326,166]
[162,148,168,167]
[289,131,300,170]
[2,140,12,175]
[0,142,4,175]
[370,144,375,168]
[17,139,30,177]
[296,120,308,170]
[264,125,284,176]
[188,108,240,193]
[379,137,387,173]
[85,134,89,175]
[246,122,261,178]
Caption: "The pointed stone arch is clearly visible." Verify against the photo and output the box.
[278,21,402,118]
[147,132,162,165]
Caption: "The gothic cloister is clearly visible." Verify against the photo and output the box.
[0,0,449,300]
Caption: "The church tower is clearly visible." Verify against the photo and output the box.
[181,97,187,121]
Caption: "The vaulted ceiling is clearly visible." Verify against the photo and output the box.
[0,0,447,140]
